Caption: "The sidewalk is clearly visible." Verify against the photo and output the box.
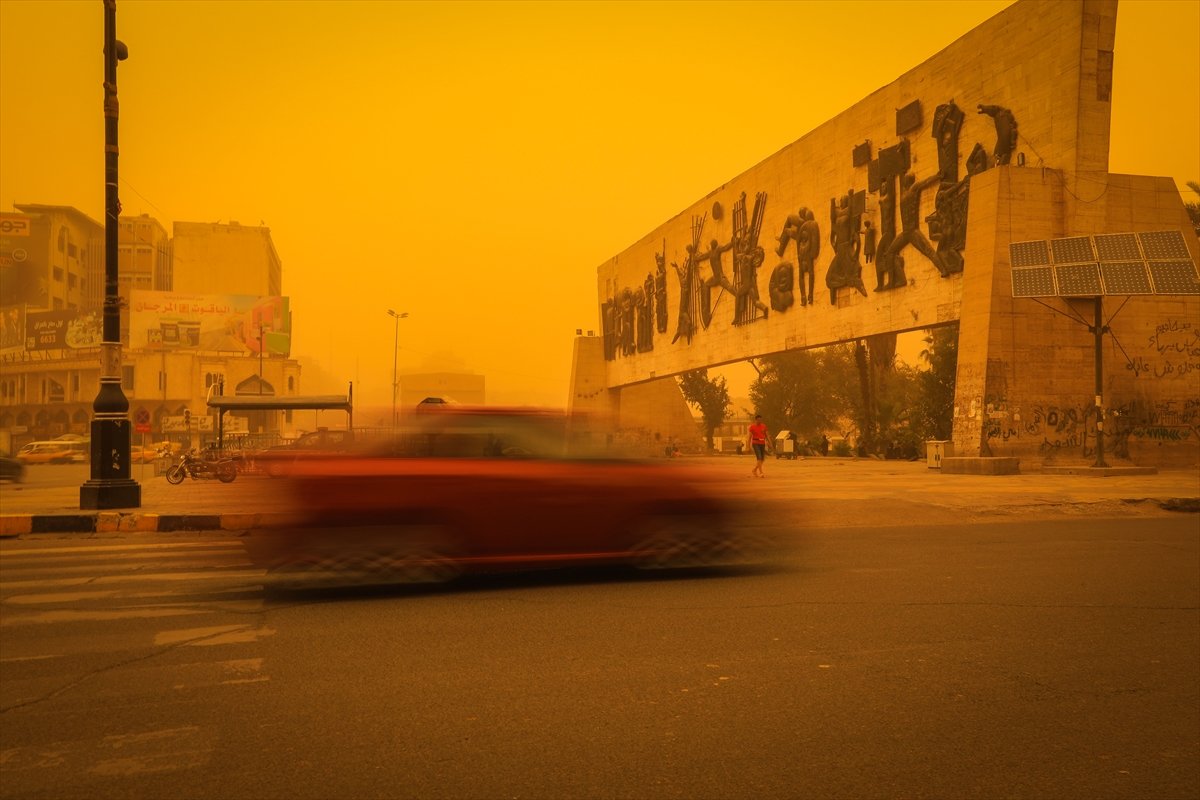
[1,456,1197,536]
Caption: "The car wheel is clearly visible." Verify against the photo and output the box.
[629,514,731,570]
[267,525,463,588]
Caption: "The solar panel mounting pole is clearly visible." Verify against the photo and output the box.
[1092,296,1108,468]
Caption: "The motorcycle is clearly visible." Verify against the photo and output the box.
[165,450,238,484]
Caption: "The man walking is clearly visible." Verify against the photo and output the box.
[748,415,771,477]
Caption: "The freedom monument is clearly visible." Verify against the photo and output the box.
[569,0,1199,468]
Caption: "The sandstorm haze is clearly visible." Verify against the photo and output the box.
[1,0,1196,409]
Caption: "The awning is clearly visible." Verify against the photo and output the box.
[207,395,351,413]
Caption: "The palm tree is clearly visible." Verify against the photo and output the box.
[1184,181,1200,237]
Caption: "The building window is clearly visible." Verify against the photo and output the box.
[287,376,294,392]
[47,378,64,403]
[68,243,77,258]
[58,229,67,252]
[122,366,134,391]
[53,267,64,282]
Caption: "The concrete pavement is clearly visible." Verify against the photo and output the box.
[0,455,1196,536]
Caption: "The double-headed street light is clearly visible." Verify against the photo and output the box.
[387,309,408,427]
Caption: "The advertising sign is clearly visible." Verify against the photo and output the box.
[24,309,102,351]
[0,213,31,237]
[130,291,291,356]
[1,305,24,354]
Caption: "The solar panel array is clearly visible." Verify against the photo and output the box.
[1010,229,1200,297]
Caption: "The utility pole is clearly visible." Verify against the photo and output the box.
[82,0,139,509]
[387,309,407,428]
[1092,296,1109,468]
[258,322,269,394]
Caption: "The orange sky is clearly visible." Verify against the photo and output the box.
[2,0,1197,408]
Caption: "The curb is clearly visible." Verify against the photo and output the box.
[0,511,304,537]
[1,500,1197,537]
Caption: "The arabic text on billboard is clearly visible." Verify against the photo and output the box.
[130,291,291,356]
[24,309,102,351]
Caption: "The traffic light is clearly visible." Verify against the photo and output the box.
[184,409,191,428]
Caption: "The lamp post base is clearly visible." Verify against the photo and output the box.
[80,480,141,510]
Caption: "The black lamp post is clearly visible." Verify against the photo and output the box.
[81,0,139,509]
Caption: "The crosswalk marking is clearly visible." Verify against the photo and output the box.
[1,569,265,591]
[0,540,245,558]
[0,534,276,771]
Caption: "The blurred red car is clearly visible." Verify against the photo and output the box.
[244,408,766,587]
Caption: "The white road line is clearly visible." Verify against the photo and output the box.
[1,569,266,590]
[1,607,213,627]
[0,540,243,557]
[0,547,247,565]
[1,560,252,577]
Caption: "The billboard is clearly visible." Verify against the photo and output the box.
[1,305,24,354]
[130,291,291,356]
[0,213,47,308]
[24,309,102,351]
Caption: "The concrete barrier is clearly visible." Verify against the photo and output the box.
[940,457,1021,475]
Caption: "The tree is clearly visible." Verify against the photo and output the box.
[748,347,857,447]
[677,369,730,453]
[913,324,959,442]
[1184,180,1200,237]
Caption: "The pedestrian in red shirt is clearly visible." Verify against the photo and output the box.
[747,415,771,477]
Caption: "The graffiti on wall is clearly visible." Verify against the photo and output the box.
[1125,319,1200,380]
[977,397,1199,459]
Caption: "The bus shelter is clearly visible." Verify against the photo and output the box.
[206,394,353,449]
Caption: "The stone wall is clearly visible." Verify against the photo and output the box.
[954,169,1200,467]
[573,0,1198,467]
[597,0,1117,388]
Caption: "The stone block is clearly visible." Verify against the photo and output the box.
[941,457,1021,475]
[0,516,32,536]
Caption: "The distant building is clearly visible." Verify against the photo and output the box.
[1,209,303,451]
[398,372,485,411]
[171,221,281,296]
[118,213,173,344]
[118,213,172,296]
[4,205,103,312]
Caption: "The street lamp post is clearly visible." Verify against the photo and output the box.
[81,0,139,509]
[387,309,407,427]
[258,322,271,395]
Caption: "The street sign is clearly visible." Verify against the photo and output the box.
[161,414,213,433]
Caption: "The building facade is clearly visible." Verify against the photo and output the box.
[3,205,103,312]
[1,211,302,453]
[171,221,282,297]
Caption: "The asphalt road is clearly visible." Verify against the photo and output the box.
[1,517,1197,800]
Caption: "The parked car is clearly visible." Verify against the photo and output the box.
[0,455,25,483]
[243,407,772,588]
[16,441,82,465]
[254,428,358,477]
[126,444,158,464]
